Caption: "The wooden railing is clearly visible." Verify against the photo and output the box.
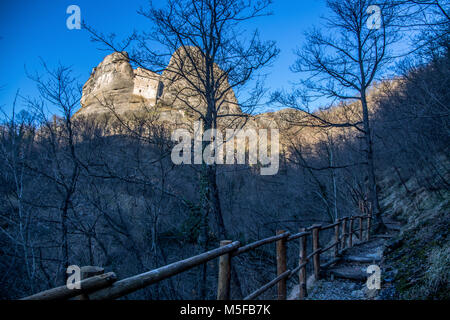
[22,211,373,300]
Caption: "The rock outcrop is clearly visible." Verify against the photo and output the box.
[159,46,242,117]
[77,51,162,116]
[75,48,372,153]
[76,48,243,123]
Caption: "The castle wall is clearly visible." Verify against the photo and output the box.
[133,68,160,103]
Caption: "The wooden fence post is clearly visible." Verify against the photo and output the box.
[217,240,233,300]
[341,218,347,251]
[367,204,373,241]
[348,218,353,248]
[299,228,307,299]
[366,214,371,241]
[276,230,287,300]
[334,220,340,258]
[359,216,363,241]
[312,225,321,280]
[75,266,104,300]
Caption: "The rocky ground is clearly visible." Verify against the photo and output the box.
[288,218,402,300]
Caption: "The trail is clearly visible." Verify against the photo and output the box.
[288,217,401,300]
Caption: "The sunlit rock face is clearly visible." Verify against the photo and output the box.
[75,50,320,148]
[75,50,288,162]
[75,49,389,161]
[76,48,243,122]
[133,67,162,104]
[77,51,162,116]
[159,46,242,118]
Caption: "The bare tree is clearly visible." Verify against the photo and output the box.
[0,97,39,295]
[275,0,401,231]
[25,64,83,281]
[85,0,278,241]
[393,0,449,55]
[84,0,279,299]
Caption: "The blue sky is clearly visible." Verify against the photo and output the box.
[0,0,330,115]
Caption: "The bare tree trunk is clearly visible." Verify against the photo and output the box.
[207,164,226,239]
[198,164,210,299]
[361,93,386,232]
[60,199,70,282]
[327,135,338,222]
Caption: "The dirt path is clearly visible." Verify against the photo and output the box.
[288,218,401,300]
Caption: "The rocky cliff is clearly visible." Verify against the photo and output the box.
[75,49,370,152]
[76,49,246,125]
[78,52,160,116]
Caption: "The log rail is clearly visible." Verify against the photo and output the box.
[22,210,373,301]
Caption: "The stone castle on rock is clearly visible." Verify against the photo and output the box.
[76,49,243,124]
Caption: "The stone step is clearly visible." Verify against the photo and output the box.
[326,266,368,282]
[342,254,381,264]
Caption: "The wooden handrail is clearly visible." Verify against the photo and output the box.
[21,272,117,300]
[22,213,373,301]
[320,221,340,231]
[286,231,310,242]
[320,257,340,269]
[88,241,240,300]
[289,261,308,279]
[306,223,323,231]
[306,248,322,261]
[321,241,339,254]
[243,270,291,300]
[233,232,290,256]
